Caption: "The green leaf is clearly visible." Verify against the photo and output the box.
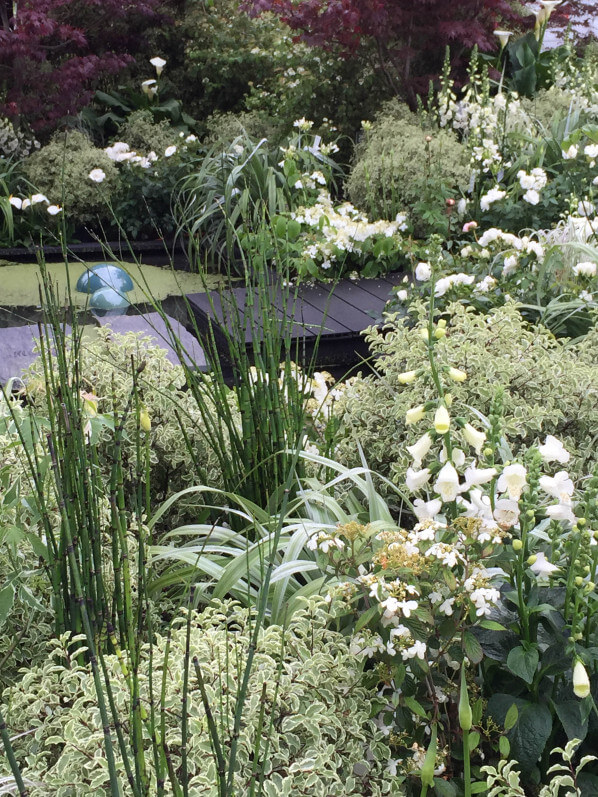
[499,735,511,757]
[505,703,519,732]
[0,585,14,626]
[404,696,428,719]
[470,783,488,794]
[464,631,483,664]
[488,696,552,773]
[554,700,589,743]
[433,778,457,797]
[479,620,507,631]
[507,645,539,684]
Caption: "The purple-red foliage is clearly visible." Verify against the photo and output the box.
[0,0,162,134]
[243,0,520,102]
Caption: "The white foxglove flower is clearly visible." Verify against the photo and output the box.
[538,435,570,464]
[88,168,106,183]
[448,367,467,382]
[539,471,574,502]
[497,464,527,500]
[545,503,576,525]
[464,465,497,488]
[413,498,442,521]
[150,56,166,75]
[398,370,418,384]
[405,405,426,426]
[494,498,520,528]
[434,405,450,434]
[529,551,559,577]
[407,432,433,465]
[573,660,590,699]
[463,423,486,454]
[406,467,431,492]
[435,462,461,502]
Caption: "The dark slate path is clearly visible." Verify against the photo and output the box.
[186,273,405,369]
[0,324,71,386]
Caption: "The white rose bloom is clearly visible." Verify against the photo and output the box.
[562,145,578,159]
[497,463,527,500]
[502,255,518,276]
[584,144,598,159]
[164,146,177,158]
[88,168,106,183]
[518,170,536,190]
[573,261,597,277]
[523,189,540,205]
[415,261,432,281]
[480,187,506,211]
[538,435,570,464]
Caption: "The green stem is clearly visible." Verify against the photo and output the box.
[463,729,472,797]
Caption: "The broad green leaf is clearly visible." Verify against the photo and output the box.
[507,645,539,684]
[0,585,14,626]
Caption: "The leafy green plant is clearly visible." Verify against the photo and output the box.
[1,600,400,795]
[175,126,339,271]
[346,103,470,237]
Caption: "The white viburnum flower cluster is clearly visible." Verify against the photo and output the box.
[290,190,408,270]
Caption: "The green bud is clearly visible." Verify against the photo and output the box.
[578,517,587,527]
[512,539,523,551]
[575,576,583,586]
[526,509,535,519]
[586,582,595,593]
[483,447,494,458]
[527,554,537,566]
[459,664,473,731]
[420,724,438,788]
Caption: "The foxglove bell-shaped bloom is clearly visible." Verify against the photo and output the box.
[435,462,461,502]
[497,464,527,500]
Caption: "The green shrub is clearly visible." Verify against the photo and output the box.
[22,131,119,225]
[346,102,471,236]
[24,328,223,513]
[330,302,598,487]
[1,599,399,795]
[116,109,180,157]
